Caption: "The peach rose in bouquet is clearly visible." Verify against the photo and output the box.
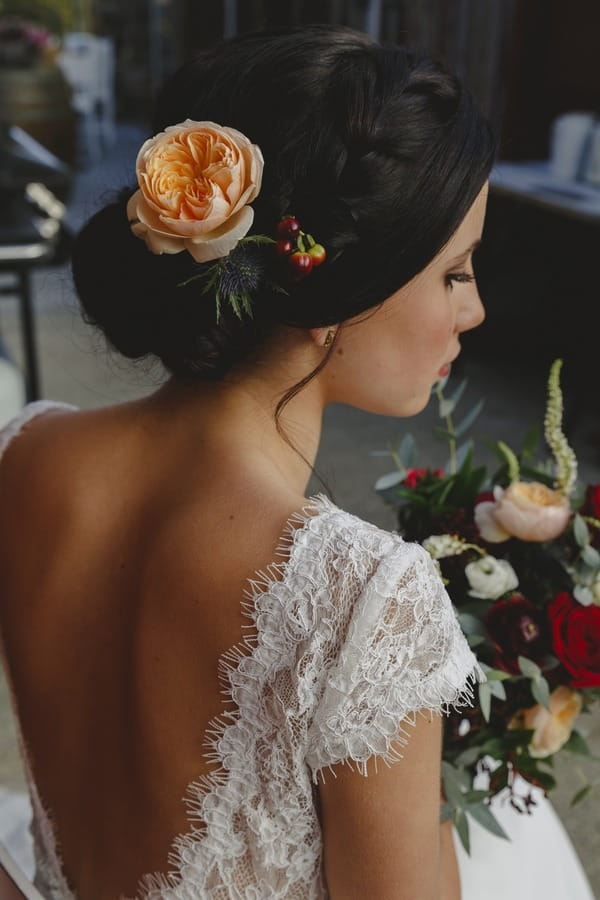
[512,685,582,759]
[127,119,264,263]
[475,481,571,543]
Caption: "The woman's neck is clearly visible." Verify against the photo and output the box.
[151,357,327,498]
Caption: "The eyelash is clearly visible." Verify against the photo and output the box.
[446,271,476,288]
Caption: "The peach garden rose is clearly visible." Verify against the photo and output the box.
[475,481,571,543]
[513,685,582,759]
[127,119,264,263]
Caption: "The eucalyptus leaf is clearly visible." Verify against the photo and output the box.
[455,399,485,438]
[574,514,590,548]
[458,613,485,635]
[481,667,511,681]
[464,790,490,804]
[448,377,469,409]
[488,680,507,701]
[374,471,405,491]
[397,432,417,468]
[582,544,600,568]
[518,656,541,679]
[467,634,485,648]
[454,809,471,854]
[455,746,482,767]
[466,803,510,840]
[439,397,456,418]
[531,676,551,711]
[479,681,492,722]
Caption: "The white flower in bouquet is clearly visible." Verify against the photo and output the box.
[423,534,467,559]
[465,555,518,600]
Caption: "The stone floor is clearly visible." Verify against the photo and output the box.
[0,125,599,894]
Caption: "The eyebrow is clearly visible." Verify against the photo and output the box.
[444,239,482,267]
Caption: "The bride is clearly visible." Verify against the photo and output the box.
[0,24,594,899]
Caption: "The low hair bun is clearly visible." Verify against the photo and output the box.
[72,191,275,378]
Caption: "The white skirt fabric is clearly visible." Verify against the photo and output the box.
[455,784,595,900]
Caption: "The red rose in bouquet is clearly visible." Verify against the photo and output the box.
[403,467,444,488]
[485,593,551,674]
[548,591,600,688]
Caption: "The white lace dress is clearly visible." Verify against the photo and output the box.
[0,403,594,899]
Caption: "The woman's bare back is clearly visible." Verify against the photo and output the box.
[0,399,302,899]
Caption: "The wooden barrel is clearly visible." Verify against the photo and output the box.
[0,65,76,164]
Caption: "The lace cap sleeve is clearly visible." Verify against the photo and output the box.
[306,534,483,779]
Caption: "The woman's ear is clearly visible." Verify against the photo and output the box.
[308,327,338,348]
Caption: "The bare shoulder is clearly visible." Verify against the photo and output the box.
[319,712,444,899]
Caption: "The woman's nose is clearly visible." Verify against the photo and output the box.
[458,284,485,333]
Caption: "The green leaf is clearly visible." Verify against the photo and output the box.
[571,785,591,807]
[562,730,592,757]
[531,676,551,711]
[397,433,417,469]
[574,514,591,548]
[518,656,541,679]
[454,809,471,854]
[453,439,475,473]
[466,803,510,840]
[455,399,485,438]
[479,681,492,722]
[458,613,485,635]
[374,471,405,491]
[434,426,455,442]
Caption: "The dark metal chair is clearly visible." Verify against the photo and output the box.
[0,126,71,402]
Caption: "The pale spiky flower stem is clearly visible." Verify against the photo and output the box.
[544,359,577,496]
[497,440,520,483]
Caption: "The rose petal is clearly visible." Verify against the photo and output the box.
[474,501,511,543]
[185,206,254,263]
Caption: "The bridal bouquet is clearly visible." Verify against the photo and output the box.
[374,360,600,851]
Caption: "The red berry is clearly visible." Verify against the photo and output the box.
[276,239,295,256]
[288,251,314,279]
[277,216,300,238]
[308,243,326,266]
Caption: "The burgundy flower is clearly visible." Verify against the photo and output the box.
[580,484,600,523]
[485,593,551,674]
[548,591,600,688]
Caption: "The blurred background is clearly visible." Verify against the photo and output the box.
[0,0,599,892]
